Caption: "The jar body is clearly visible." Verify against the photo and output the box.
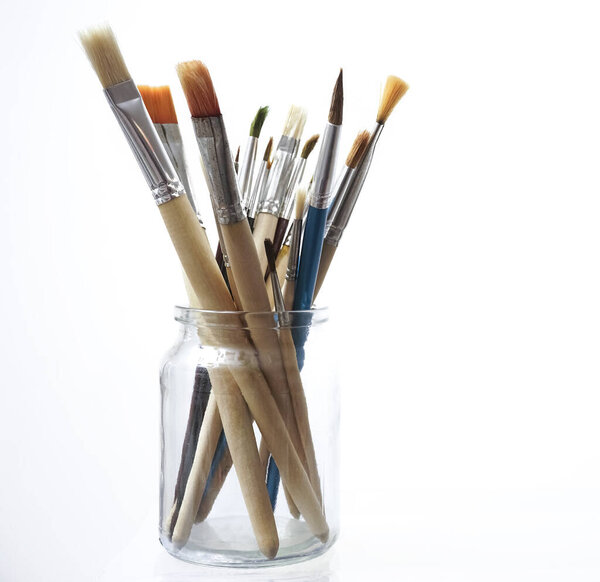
[159,308,339,567]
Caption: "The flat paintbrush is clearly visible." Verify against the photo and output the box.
[177,60,326,531]
[315,75,409,298]
[137,84,214,536]
[79,25,281,557]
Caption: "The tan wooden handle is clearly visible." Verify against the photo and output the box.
[251,212,279,277]
[313,240,337,301]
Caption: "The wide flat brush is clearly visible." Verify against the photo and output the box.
[79,26,279,557]
[315,75,409,299]
[177,60,325,529]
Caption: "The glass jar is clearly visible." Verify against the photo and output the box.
[159,307,339,567]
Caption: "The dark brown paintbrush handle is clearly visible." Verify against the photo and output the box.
[168,366,212,538]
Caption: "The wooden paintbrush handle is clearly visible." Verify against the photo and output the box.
[313,240,337,301]
[195,440,232,522]
[251,212,279,276]
[158,196,278,556]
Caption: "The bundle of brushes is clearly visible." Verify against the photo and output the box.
[79,23,408,560]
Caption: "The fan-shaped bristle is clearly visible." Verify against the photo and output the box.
[282,105,306,139]
[138,85,178,124]
[301,134,320,159]
[176,60,221,118]
[346,130,370,168]
[79,25,131,89]
[376,75,409,124]
[295,187,307,220]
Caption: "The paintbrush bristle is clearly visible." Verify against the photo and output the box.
[263,137,274,162]
[176,60,221,118]
[282,105,306,139]
[295,187,307,220]
[293,108,307,141]
[328,69,344,125]
[138,85,178,124]
[250,106,269,138]
[301,134,320,159]
[376,75,409,124]
[235,146,240,163]
[264,238,278,274]
[79,25,131,89]
[346,130,370,168]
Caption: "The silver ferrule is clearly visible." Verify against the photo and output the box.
[238,135,258,208]
[285,218,302,281]
[325,122,383,246]
[270,269,289,327]
[310,122,342,209]
[155,123,204,228]
[325,165,355,231]
[246,160,267,218]
[105,81,183,205]
[258,136,298,215]
[192,116,245,224]
[281,157,307,219]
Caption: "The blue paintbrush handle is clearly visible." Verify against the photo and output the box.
[266,204,329,507]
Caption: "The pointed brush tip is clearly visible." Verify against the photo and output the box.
[328,68,344,125]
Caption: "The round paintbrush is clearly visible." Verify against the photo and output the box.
[315,75,409,299]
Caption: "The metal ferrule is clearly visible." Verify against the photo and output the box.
[258,136,298,215]
[192,116,245,225]
[155,123,204,228]
[246,160,267,218]
[238,135,258,208]
[281,157,307,219]
[325,122,383,246]
[285,218,302,281]
[105,80,183,205]
[325,164,355,231]
[310,122,342,209]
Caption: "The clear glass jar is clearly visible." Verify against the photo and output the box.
[159,307,339,567]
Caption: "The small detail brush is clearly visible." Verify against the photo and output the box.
[271,135,319,259]
[239,106,269,209]
[315,76,409,298]
[252,106,306,275]
[245,137,273,230]
[281,187,306,309]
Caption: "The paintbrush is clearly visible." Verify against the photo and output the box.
[245,137,273,230]
[239,106,269,209]
[293,69,343,313]
[233,146,240,173]
[79,25,281,557]
[137,85,201,222]
[270,135,319,259]
[252,106,306,274]
[315,75,409,298]
[177,60,326,533]
[326,130,370,227]
[281,188,307,309]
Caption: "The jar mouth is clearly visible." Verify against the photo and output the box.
[174,305,329,329]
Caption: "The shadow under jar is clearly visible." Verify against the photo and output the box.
[159,306,340,567]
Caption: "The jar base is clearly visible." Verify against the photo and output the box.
[160,515,337,567]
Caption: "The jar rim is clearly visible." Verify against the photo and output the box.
[173,305,330,328]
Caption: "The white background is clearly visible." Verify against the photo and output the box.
[1,0,600,580]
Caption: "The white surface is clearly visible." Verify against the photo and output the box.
[1,0,600,580]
